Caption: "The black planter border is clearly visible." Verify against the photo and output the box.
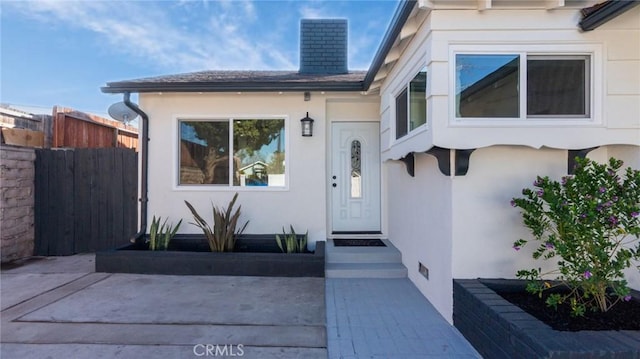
[96,234,325,277]
[453,279,640,359]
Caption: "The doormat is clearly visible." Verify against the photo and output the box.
[333,239,386,247]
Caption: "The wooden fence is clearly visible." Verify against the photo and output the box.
[34,148,138,255]
[52,107,138,150]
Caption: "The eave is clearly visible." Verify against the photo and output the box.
[101,81,365,94]
[363,0,417,91]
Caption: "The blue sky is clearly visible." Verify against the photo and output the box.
[1,0,398,118]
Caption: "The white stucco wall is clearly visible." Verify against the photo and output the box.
[451,144,640,289]
[451,146,567,280]
[139,91,377,246]
[386,153,454,320]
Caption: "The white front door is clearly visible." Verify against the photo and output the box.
[331,122,380,233]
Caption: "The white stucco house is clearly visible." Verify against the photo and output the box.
[103,0,640,322]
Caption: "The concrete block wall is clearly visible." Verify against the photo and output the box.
[299,19,348,74]
[1,145,35,263]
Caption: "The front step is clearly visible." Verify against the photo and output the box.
[325,239,408,278]
[326,262,408,278]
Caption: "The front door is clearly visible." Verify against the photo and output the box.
[331,122,380,233]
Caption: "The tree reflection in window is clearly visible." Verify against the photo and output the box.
[351,140,362,198]
[179,119,285,187]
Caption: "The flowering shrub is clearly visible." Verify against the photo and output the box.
[512,157,640,316]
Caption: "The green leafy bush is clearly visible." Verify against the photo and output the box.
[512,157,640,316]
[185,193,249,252]
[275,225,308,253]
[148,216,182,251]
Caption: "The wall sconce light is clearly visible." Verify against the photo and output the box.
[300,112,314,137]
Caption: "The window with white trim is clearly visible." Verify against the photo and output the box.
[396,68,427,139]
[455,53,590,119]
[179,118,285,187]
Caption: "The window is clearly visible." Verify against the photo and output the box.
[350,140,361,198]
[179,118,285,187]
[396,69,427,139]
[455,54,590,119]
[527,56,588,117]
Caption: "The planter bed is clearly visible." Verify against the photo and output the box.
[96,234,325,277]
[453,279,640,359]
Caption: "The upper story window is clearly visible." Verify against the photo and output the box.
[396,68,427,139]
[179,118,286,188]
[455,53,590,120]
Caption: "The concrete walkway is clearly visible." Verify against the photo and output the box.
[326,278,481,358]
[1,255,481,358]
[1,255,326,359]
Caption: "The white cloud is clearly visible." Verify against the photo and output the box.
[6,0,295,73]
[299,5,326,19]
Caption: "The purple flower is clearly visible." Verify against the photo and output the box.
[612,196,618,202]
[623,295,632,302]
[604,201,612,207]
[596,204,603,212]
[545,242,554,249]
[609,216,619,226]
[510,199,516,207]
[537,189,544,197]
[608,169,616,176]
[561,177,568,185]
[580,213,587,219]
[583,271,592,279]
[632,212,639,218]
[533,179,540,186]
[513,245,521,251]
[599,187,606,193]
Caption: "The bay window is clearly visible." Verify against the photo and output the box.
[455,53,590,120]
[396,68,427,139]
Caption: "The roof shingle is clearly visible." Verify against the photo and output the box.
[102,70,366,93]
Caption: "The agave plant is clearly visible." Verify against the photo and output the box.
[148,216,182,251]
[275,225,308,253]
[184,193,249,252]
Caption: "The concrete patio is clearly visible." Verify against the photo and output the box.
[1,254,480,358]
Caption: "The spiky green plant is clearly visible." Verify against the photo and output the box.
[148,216,182,251]
[275,225,308,253]
[184,193,249,252]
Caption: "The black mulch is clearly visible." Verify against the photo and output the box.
[496,289,640,331]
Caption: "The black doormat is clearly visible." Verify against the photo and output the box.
[333,239,386,247]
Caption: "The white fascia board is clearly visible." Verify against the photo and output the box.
[545,0,565,9]
[478,0,492,11]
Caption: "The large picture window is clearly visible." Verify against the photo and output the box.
[455,53,590,119]
[179,118,285,187]
[396,68,427,139]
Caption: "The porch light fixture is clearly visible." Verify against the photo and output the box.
[300,112,314,137]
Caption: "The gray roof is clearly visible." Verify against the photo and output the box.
[102,70,366,93]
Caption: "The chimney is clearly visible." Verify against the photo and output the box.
[299,19,348,74]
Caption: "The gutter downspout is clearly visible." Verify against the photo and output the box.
[123,92,149,244]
